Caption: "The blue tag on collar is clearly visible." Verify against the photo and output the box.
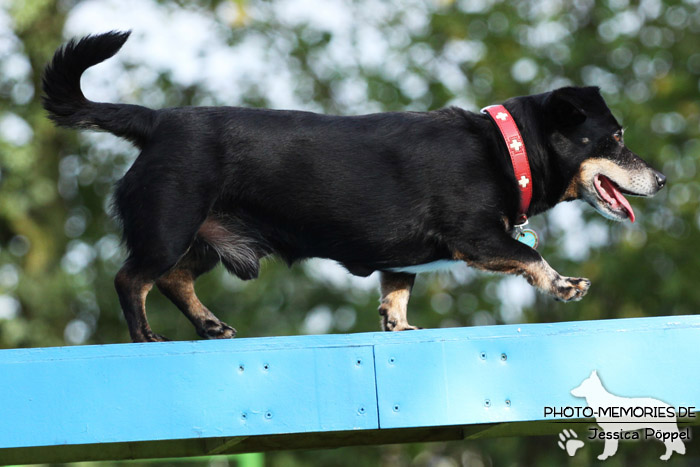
[515,228,539,249]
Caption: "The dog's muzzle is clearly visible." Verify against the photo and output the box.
[578,158,665,223]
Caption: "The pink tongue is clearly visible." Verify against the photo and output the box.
[601,176,635,223]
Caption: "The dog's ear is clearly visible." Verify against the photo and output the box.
[544,87,587,127]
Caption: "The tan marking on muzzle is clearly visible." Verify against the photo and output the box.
[560,172,582,202]
[577,158,658,197]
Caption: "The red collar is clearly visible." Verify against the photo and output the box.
[481,104,533,225]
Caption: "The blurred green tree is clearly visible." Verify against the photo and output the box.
[1,0,698,465]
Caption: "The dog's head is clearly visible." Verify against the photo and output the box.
[541,87,665,222]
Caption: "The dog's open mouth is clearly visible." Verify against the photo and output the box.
[594,174,636,223]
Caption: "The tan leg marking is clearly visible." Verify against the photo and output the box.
[114,268,166,342]
[520,259,590,302]
[378,272,419,331]
[156,269,236,339]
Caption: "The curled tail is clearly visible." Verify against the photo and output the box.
[42,31,155,147]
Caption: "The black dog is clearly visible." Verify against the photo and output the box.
[42,32,665,342]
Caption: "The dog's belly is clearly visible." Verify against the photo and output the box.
[387,259,462,274]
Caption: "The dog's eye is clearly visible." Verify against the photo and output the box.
[613,130,623,142]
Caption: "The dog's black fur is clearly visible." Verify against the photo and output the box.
[43,32,665,342]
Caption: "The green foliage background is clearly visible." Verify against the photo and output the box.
[1,0,699,465]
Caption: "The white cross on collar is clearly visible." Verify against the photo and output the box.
[518,175,530,188]
[495,112,508,121]
[509,137,523,152]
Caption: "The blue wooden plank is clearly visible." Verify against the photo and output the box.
[0,343,377,448]
[374,316,700,429]
[0,315,698,455]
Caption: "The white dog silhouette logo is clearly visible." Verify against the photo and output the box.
[571,370,686,461]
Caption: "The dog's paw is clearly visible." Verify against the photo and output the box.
[553,276,591,302]
[378,305,395,331]
[198,320,237,339]
[137,331,171,343]
[394,324,422,331]
[378,305,421,332]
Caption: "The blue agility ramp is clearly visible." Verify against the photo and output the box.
[1,315,699,464]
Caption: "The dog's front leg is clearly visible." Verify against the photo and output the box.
[456,232,590,302]
[378,271,419,331]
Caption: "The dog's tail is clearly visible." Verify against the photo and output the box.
[42,31,155,147]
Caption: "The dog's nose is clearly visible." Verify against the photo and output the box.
[654,171,666,189]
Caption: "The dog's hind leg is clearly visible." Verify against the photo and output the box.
[113,158,222,342]
[114,218,213,342]
[114,263,164,342]
[378,272,418,331]
[156,239,236,339]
